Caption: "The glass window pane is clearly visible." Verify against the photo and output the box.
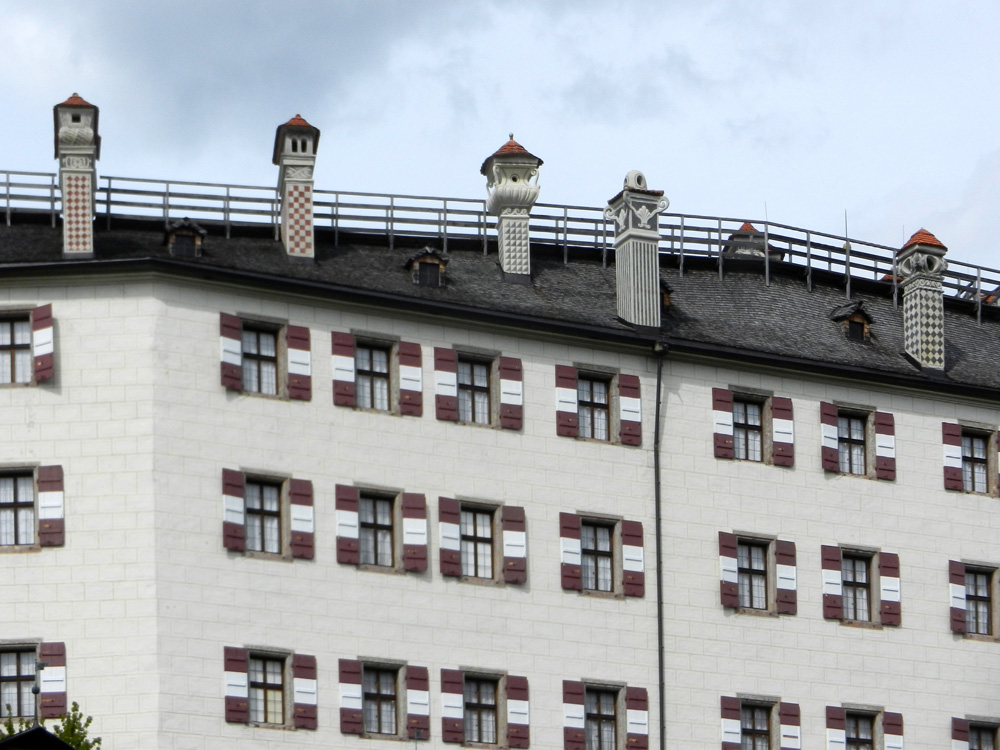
[260,362,277,395]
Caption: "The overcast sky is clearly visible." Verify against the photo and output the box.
[4,1,1000,270]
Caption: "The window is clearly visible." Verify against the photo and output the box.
[740,704,770,750]
[359,492,395,567]
[712,388,794,466]
[719,533,797,615]
[838,413,866,475]
[581,521,614,593]
[0,649,35,718]
[356,344,390,411]
[249,655,285,724]
[967,568,993,636]
[363,666,399,735]
[0,474,35,546]
[461,507,494,579]
[464,678,498,744]
[842,553,872,622]
[245,480,282,554]
[221,471,315,560]
[242,326,278,396]
[0,317,31,385]
[585,688,617,750]
[737,542,768,609]
[820,403,895,480]
[845,713,874,750]
[963,432,990,493]
[578,377,610,441]
[458,358,491,425]
[970,724,999,750]
[733,399,762,462]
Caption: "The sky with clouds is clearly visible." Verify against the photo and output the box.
[3,1,1000,270]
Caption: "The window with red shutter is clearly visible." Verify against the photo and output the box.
[719,533,796,616]
[221,470,313,560]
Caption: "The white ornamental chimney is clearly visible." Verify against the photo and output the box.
[273,115,320,259]
[605,171,668,328]
[53,94,100,256]
[480,135,543,281]
[897,228,948,370]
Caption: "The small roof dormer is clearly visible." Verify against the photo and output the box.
[164,217,208,258]
[405,246,450,288]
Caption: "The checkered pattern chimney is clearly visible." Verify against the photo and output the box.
[53,94,100,256]
[481,136,543,279]
[897,230,948,370]
[605,171,668,328]
[273,115,320,259]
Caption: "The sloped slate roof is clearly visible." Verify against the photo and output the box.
[2,217,1000,393]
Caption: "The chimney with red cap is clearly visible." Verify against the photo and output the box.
[53,94,100,256]
[273,115,320,258]
[605,171,668,329]
[480,135,542,281]
[897,228,948,370]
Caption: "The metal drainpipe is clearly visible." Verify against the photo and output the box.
[652,341,668,750]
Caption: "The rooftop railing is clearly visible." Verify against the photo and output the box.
[4,170,999,319]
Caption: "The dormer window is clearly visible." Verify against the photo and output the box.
[830,301,873,343]
[164,218,207,258]
[405,246,449,287]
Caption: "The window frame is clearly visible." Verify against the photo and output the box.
[0,315,33,386]
[837,411,868,476]
[584,686,620,750]
[463,676,499,745]
[247,652,289,727]
[957,427,997,495]
[460,505,497,581]
[457,355,493,426]
[739,702,772,750]
[966,567,995,637]
[969,722,1000,750]
[240,322,283,397]
[0,647,37,719]
[845,711,876,750]
[361,664,403,738]
[732,397,765,463]
[0,472,37,549]
[580,518,618,595]
[355,342,393,412]
[577,375,612,442]
[358,491,398,569]
[842,551,874,624]
[243,478,285,556]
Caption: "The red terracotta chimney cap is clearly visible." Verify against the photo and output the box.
[901,228,946,251]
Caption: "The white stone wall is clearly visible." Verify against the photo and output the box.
[2,275,999,749]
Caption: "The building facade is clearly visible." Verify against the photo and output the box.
[0,95,998,749]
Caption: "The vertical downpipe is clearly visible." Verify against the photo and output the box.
[652,343,667,750]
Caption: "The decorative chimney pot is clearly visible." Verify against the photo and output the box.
[480,135,542,280]
[897,228,948,370]
[53,94,100,256]
[605,171,668,328]
[273,115,320,259]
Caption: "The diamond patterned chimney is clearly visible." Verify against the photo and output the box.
[273,115,320,259]
[897,228,948,370]
[53,94,100,256]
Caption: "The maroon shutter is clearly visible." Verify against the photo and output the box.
[331,332,356,407]
[555,366,579,437]
[222,469,245,552]
[778,703,800,750]
[289,479,314,559]
[439,498,462,577]
[402,493,428,572]
[712,388,734,458]
[950,560,967,633]
[499,356,523,430]
[775,540,797,615]
[440,669,464,743]
[398,341,423,416]
[619,374,642,446]
[883,712,903,739]
[502,505,527,584]
[406,666,430,740]
[826,706,846,732]
[36,465,64,547]
[286,325,312,401]
[434,348,458,421]
[507,675,530,748]
[625,687,648,749]
[820,401,840,471]
[771,396,794,466]
[335,485,359,565]
[338,659,363,734]
[220,313,242,390]
[821,545,844,619]
[224,647,249,723]
[718,532,739,608]
[31,304,55,383]
[953,718,970,745]
[943,422,964,490]
[622,520,644,597]
[879,552,901,626]
[559,512,582,590]
[293,654,317,729]
[38,642,66,719]
[874,411,896,480]
[721,696,741,750]
[563,681,585,750]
